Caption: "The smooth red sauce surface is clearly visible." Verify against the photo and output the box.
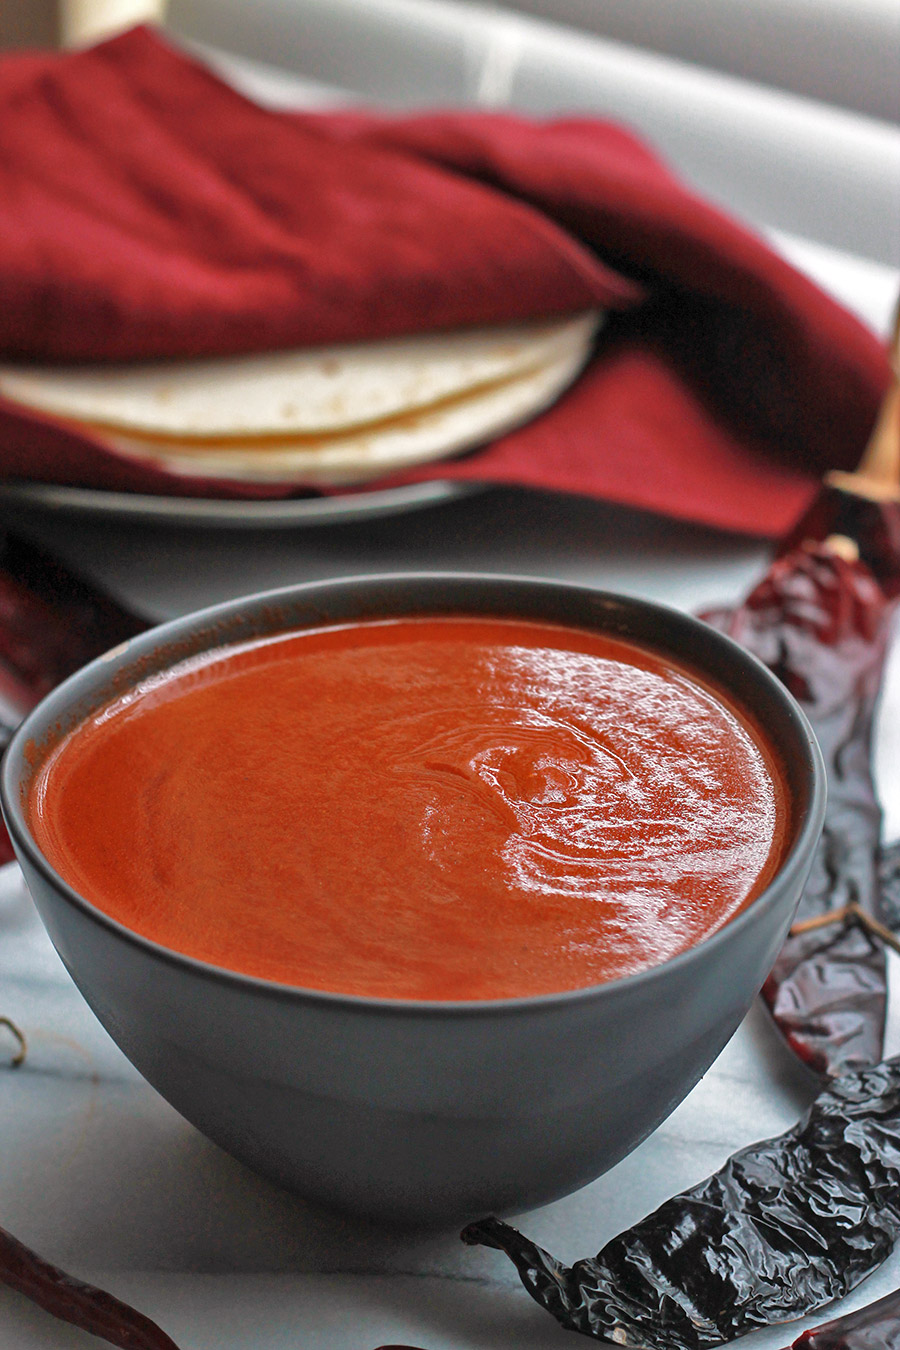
[29,617,789,1000]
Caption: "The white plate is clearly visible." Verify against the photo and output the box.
[0,479,481,528]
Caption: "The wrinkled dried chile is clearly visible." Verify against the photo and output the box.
[0,1225,181,1349]
[701,496,900,1076]
[463,1058,900,1348]
[786,1287,900,1348]
[702,544,890,1074]
[0,528,146,733]
[0,529,146,860]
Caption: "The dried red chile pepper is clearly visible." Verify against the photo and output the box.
[0,1225,181,1348]
[785,1287,900,1349]
[703,543,892,1075]
[0,529,146,722]
[0,528,146,860]
[701,515,900,1076]
[462,1057,900,1348]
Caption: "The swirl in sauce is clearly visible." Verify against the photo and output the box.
[29,617,789,999]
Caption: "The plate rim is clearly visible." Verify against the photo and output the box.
[0,479,482,528]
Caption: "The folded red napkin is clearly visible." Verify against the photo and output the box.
[0,26,889,534]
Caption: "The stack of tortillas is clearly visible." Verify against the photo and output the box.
[0,311,601,488]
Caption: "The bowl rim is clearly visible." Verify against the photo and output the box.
[1,569,827,1020]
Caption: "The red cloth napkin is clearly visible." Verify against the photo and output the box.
[0,26,890,535]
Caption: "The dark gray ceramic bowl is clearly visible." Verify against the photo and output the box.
[1,573,825,1226]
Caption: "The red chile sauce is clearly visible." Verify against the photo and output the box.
[28,616,790,1000]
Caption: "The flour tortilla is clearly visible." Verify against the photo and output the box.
[0,312,601,438]
[89,339,594,485]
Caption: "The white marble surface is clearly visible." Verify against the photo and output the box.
[3,40,900,1350]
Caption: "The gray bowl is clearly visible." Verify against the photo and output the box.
[0,573,825,1226]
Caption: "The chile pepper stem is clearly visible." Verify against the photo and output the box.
[822,534,860,563]
[826,297,900,501]
[0,1017,26,1068]
[789,902,900,956]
